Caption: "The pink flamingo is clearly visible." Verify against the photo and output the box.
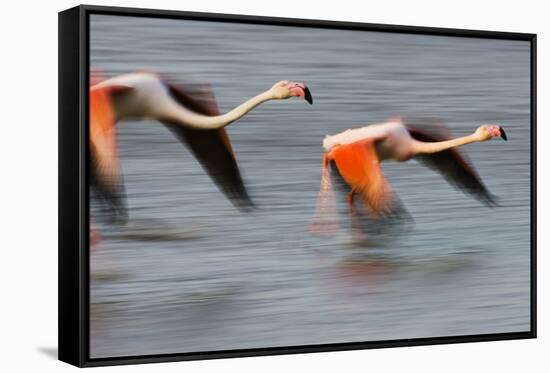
[309,116,507,235]
[90,72,313,224]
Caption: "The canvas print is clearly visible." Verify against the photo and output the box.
[88,14,532,358]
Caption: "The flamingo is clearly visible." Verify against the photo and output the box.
[90,72,313,225]
[309,116,507,235]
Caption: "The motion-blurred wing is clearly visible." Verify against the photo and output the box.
[400,116,496,206]
[163,81,254,211]
[89,85,127,222]
[331,139,397,216]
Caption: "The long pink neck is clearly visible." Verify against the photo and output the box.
[170,90,273,130]
[413,134,477,154]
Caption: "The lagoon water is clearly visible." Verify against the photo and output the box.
[89,15,531,358]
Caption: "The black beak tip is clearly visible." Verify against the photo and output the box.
[304,86,313,105]
[499,126,508,141]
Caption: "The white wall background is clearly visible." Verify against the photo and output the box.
[0,0,546,371]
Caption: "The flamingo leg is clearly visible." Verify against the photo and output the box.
[347,190,361,231]
[308,152,339,235]
[90,216,101,249]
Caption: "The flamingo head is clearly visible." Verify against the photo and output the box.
[473,124,508,142]
[270,80,313,104]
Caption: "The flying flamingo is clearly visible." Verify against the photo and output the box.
[90,72,313,227]
[309,116,507,235]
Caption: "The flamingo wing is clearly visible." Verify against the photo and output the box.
[330,139,396,216]
[401,116,496,206]
[310,139,401,235]
[162,81,254,211]
[89,85,128,222]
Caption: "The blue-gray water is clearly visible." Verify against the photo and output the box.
[89,15,531,358]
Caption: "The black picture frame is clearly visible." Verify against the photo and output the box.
[59,4,537,367]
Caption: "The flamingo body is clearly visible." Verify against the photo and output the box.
[324,121,411,158]
[311,117,507,236]
[93,72,192,122]
[89,72,313,226]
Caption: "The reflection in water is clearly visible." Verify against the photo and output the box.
[89,15,531,358]
[100,218,206,242]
